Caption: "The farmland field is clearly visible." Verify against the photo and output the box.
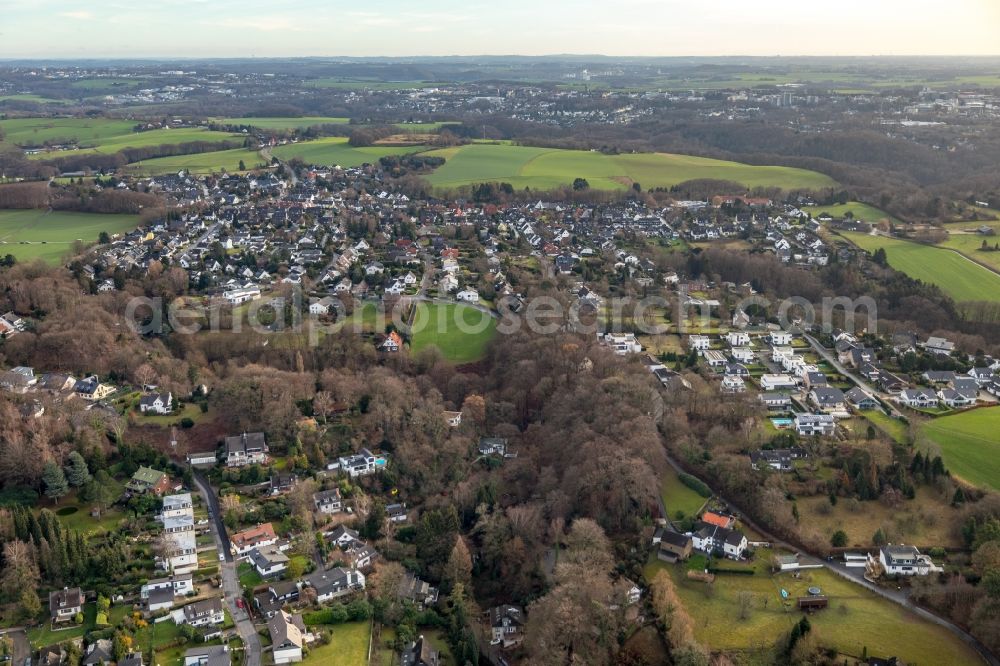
[644,556,982,665]
[0,117,137,146]
[421,143,836,191]
[936,219,1000,273]
[810,202,900,225]
[26,127,243,158]
[218,116,350,129]
[922,407,1000,491]
[272,137,428,167]
[0,210,139,264]
[839,231,1000,303]
[409,302,496,363]
[122,147,265,175]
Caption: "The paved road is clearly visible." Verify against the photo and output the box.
[658,452,999,665]
[192,471,262,666]
[0,628,28,665]
[802,333,906,418]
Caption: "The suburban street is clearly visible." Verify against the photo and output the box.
[192,471,262,666]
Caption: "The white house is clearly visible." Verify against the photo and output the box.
[223,286,261,305]
[721,375,746,393]
[601,333,642,355]
[874,544,941,576]
[725,331,751,347]
[225,432,268,467]
[313,489,343,515]
[456,289,480,303]
[688,335,711,351]
[337,448,379,477]
[770,331,793,346]
[139,392,173,415]
[898,388,938,408]
[760,374,798,391]
[180,598,224,627]
[794,413,836,437]
[690,522,747,560]
[250,545,289,579]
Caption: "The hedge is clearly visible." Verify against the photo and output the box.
[707,567,755,575]
[678,472,712,498]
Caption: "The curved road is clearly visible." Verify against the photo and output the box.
[192,471,262,666]
[659,453,999,665]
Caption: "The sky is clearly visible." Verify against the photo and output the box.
[2,0,999,59]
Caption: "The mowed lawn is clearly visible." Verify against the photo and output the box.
[303,621,369,665]
[272,137,428,167]
[644,557,982,665]
[923,407,1000,491]
[661,468,709,519]
[0,210,139,264]
[840,231,1000,303]
[218,116,350,129]
[122,147,265,175]
[422,143,836,191]
[409,302,497,363]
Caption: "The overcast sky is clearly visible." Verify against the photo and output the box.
[2,0,999,58]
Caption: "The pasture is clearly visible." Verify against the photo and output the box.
[122,147,265,175]
[26,127,242,158]
[0,210,139,264]
[0,117,137,146]
[409,302,497,363]
[421,143,836,191]
[839,231,1000,303]
[810,202,900,225]
[644,556,982,665]
[271,137,427,167]
[218,116,350,129]
[922,407,1000,491]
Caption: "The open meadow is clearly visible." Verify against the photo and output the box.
[422,143,836,191]
[271,137,428,167]
[25,127,243,158]
[810,202,900,225]
[409,302,497,363]
[122,147,265,175]
[922,407,1000,491]
[0,117,137,146]
[839,231,1000,303]
[0,210,139,264]
[644,556,982,664]
[218,116,350,129]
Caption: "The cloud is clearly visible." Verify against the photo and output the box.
[58,10,94,19]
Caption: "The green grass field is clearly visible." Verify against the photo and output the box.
[422,143,836,191]
[811,202,900,225]
[840,231,1000,303]
[644,556,982,664]
[409,302,497,363]
[661,468,709,519]
[861,409,909,444]
[936,219,1000,273]
[0,94,68,104]
[26,127,242,158]
[923,407,1000,491]
[272,137,428,167]
[217,117,350,129]
[122,147,265,175]
[304,621,370,665]
[0,210,140,264]
[0,117,138,146]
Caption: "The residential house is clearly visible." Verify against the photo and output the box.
[231,523,278,560]
[898,388,938,408]
[127,467,171,495]
[488,605,525,647]
[690,521,748,559]
[721,375,746,393]
[269,473,297,495]
[758,392,792,411]
[183,645,229,666]
[325,525,361,548]
[303,567,366,603]
[443,410,462,427]
[313,488,343,515]
[225,432,269,467]
[250,545,290,579]
[456,289,480,303]
[254,581,300,619]
[139,392,173,415]
[337,448,379,477]
[760,374,798,391]
[269,610,308,664]
[688,335,711,351]
[181,598,225,627]
[397,571,440,608]
[845,387,879,411]
[187,450,218,467]
[656,531,693,563]
[49,587,83,623]
[794,413,836,437]
[478,437,509,457]
[809,387,848,416]
[750,448,807,472]
[386,503,408,523]
[75,375,115,401]
[0,366,37,393]
[380,331,403,353]
[402,637,439,666]
[875,544,941,576]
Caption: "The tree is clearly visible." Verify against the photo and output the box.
[736,590,754,620]
[43,461,69,501]
[572,177,589,191]
[20,588,41,620]
[831,530,848,547]
[362,500,386,540]
[64,451,91,488]
[443,536,473,590]
[239,159,247,171]
[872,527,888,547]
[98,231,111,244]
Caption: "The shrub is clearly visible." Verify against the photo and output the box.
[180,417,195,428]
[678,473,712,498]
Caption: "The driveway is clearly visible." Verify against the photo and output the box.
[0,629,28,665]
[192,472,262,666]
